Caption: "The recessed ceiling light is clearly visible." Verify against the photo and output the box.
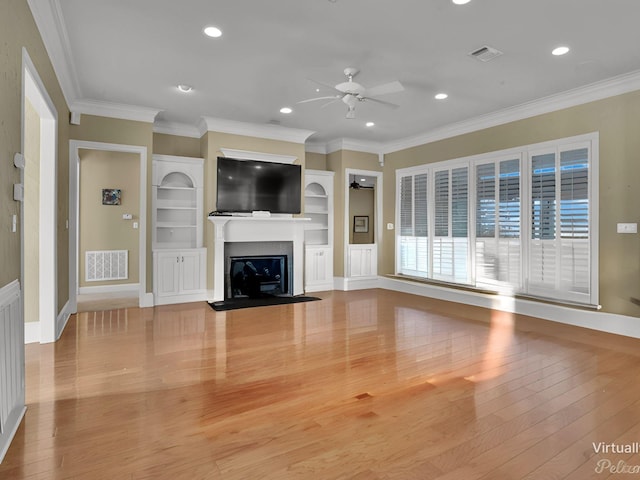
[435,93,448,100]
[280,107,292,114]
[366,122,375,127]
[452,0,471,4]
[177,84,193,93]
[204,26,222,38]
[552,46,570,56]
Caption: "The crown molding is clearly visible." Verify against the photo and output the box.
[27,0,82,106]
[305,143,328,155]
[153,121,202,138]
[200,116,315,144]
[71,99,162,123]
[325,138,384,155]
[382,69,640,154]
[219,148,297,164]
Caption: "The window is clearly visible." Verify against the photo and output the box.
[396,133,597,306]
[475,157,521,288]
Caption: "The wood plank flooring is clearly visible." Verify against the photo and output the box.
[3,289,640,479]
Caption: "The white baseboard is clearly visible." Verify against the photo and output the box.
[140,292,154,308]
[56,300,72,341]
[24,321,40,344]
[379,276,640,339]
[335,276,381,291]
[78,283,139,295]
[154,292,208,306]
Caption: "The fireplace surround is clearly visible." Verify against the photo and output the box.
[208,216,309,302]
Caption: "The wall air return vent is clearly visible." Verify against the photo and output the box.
[469,45,503,62]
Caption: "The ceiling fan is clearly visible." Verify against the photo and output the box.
[298,67,404,119]
[349,175,374,190]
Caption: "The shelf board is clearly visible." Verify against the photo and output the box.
[305,210,329,214]
[157,186,196,191]
[157,206,197,210]
[305,194,328,199]
[157,223,197,228]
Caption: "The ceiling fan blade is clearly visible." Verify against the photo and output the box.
[297,95,340,105]
[362,96,400,109]
[365,80,404,97]
[308,78,342,94]
[320,98,341,109]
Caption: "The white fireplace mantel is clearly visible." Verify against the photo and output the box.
[208,216,310,301]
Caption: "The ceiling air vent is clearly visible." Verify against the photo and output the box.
[469,45,503,62]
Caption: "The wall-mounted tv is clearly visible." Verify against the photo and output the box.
[216,157,302,214]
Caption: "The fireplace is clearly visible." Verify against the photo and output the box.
[228,255,288,298]
[208,216,309,302]
[225,240,293,299]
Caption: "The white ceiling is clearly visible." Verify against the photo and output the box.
[34,0,640,148]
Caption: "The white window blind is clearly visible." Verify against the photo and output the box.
[432,167,469,283]
[396,133,596,307]
[475,158,521,288]
[528,145,590,303]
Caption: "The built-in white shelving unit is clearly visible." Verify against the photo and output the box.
[152,155,206,305]
[304,170,334,292]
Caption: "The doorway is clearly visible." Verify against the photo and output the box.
[22,48,58,344]
[343,169,382,287]
[69,141,150,312]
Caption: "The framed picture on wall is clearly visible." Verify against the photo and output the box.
[102,188,121,205]
[354,215,369,233]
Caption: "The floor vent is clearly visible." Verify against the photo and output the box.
[469,45,504,62]
[86,250,128,282]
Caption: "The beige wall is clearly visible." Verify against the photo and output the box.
[153,132,202,158]
[305,151,327,170]
[383,90,640,317]
[79,150,140,288]
[0,0,70,313]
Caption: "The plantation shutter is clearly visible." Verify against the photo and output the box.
[498,159,521,286]
[433,167,469,283]
[475,159,521,287]
[528,145,590,302]
[559,148,589,294]
[398,173,429,277]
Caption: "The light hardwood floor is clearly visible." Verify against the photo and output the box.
[2,288,640,479]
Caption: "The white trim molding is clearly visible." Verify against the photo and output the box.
[326,138,385,155]
[200,116,315,144]
[153,121,202,139]
[219,148,297,164]
[71,99,161,123]
[26,0,81,107]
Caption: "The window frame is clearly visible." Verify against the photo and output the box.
[395,132,599,307]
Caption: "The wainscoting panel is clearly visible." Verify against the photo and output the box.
[347,244,378,278]
[0,280,26,463]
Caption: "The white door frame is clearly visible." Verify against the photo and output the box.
[68,140,150,311]
[343,168,383,280]
[22,48,58,344]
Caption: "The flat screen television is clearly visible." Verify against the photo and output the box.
[216,157,302,214]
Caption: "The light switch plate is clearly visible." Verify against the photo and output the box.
[617,223,637,234]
